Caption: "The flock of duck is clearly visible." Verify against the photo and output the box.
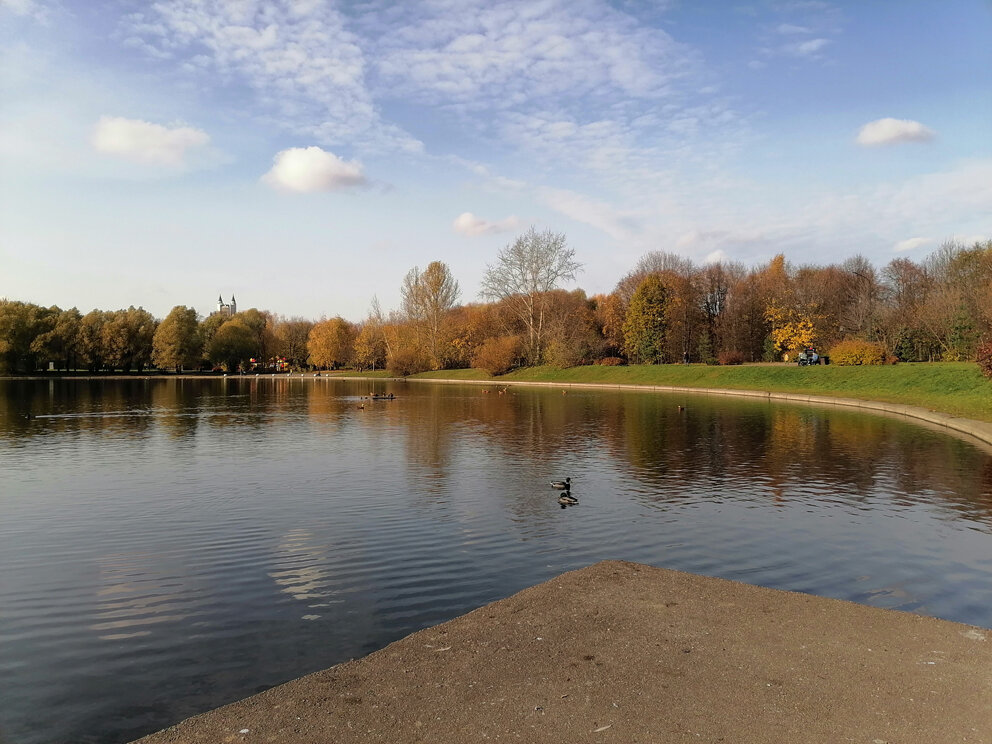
[551,477,579,507]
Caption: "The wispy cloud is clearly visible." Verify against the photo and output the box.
[452,212,520,236]
[0,0,48,22]
[539,187,643,242]
[261,146,367,193]
[783,38,830,57]
[856,118,936,146]
[370,0,693,108]
[753,1,842,64]
[91,116,209,168]
[123,0,421,153]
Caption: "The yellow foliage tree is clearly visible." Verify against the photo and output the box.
[765,302,820,355]
[307,317,356,369]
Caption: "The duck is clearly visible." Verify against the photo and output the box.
[558,493,579,505]
[550,477,571,490]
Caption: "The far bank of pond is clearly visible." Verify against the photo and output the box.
[9,361,991,418]
[409,362,992,421]
[323,362,992,447]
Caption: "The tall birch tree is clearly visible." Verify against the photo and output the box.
[479,227,581,365]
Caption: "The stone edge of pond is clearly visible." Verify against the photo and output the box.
[335,374,992,450]
[131,560,991,744]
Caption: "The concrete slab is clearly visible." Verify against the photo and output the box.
[132,561,991,744]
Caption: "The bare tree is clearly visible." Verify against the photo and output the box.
[480,227,582,365]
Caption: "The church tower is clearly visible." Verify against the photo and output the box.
[215,294,237,316]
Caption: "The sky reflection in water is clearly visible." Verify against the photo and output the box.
[1,377,991,744]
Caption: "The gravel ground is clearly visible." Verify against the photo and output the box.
[133,561,991,744]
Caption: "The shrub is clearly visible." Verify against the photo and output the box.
[596,356,625,366]
[386,346,429,376]
[977,338,992,378]
[718,350,745,365]
[471,336,521,376]
[828,339,887,366]
[544,338,586,369]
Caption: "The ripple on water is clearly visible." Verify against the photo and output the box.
[1,378,990,744]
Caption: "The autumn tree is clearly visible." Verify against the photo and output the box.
[480,227,582,365]
[401,260,460,369]
[840,255,882,340]
[445,302,513,368]
[236,308,276,366]
[198,312,228,353]
[623,275,671,364]
[100,307,156,371]
[272,315,314,369]
[352,299,392,371]
[31,307,82,372]
[542,289,601,368]
[206,319,256,371]
[152,306,201,371]
[593,292,626,359]
[308,317,356,369]
[75,310,106,372]
[0,301,59,373]
[699,261,743,362]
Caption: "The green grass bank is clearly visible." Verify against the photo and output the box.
[406,362,992,422]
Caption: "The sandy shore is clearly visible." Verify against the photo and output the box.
[133,561,991,744]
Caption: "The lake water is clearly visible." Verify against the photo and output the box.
[1,377,991,744]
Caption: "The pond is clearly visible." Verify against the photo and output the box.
[1,377,990,744]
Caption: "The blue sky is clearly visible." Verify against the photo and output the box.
[1,0,990,321]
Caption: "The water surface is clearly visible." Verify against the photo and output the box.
[1,378,990,744]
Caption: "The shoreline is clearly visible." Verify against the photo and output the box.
[7,371,992,449]
[133,561,992,744]
[393,374,992,450]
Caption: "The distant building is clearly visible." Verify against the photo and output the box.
[216,294,237,316]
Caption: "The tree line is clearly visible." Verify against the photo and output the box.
[2,228,991,375]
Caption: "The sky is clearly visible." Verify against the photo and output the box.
[1,0,990,322]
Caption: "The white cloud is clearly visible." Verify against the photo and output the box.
[893,237,931,253]
[91,116,209,167]
[261,146,367,193]
[856,118,935,146]
[452,212,520,236]
[776,23,811,34]
[784,38,830,56]
[704,249,730,264]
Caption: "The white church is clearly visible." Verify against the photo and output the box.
[215,294,237,316]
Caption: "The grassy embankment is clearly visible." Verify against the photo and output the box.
[404,362,992,422]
